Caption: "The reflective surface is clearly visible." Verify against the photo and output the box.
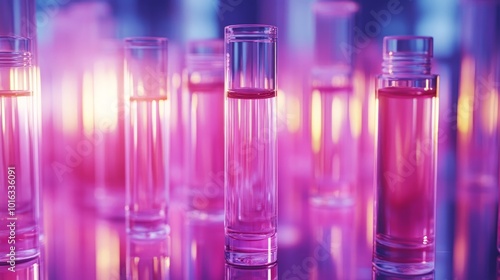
[0,177,488,279]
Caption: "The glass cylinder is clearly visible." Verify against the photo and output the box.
[185,39,225,220]
[94,40,126,219]
[124,37,170,239]
[458,0,499,193]
[373,36,439,274]
[309,1,359,207]
[224,24,278,266]
[0,36,40,264]
[0,0,36,43]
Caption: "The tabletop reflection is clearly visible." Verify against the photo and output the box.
[372,267,434,280]
[225,263,277,280]
[0,255,45,280]
[126,235,170,280]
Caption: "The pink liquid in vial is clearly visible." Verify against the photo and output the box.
[0,91,40,263]
[187,82,224,218]
[374,87,437,274]
[127,95,169,238]
[310,86,357,207]
[225,88,277,266]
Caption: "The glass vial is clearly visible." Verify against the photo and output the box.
[124,37,170,239]
[224,25,278,266]
[309,1,359,207]
[94,40,126,218]
[0,36,41,263]
[373,36,439,274]
[185,39,225,220]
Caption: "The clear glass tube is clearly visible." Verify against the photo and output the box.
[458,0,499,193]
[224,24,278,266]
[0,36,40,264]
[373,36,439,275]
[185,39,225,220]
[94,40,126,219]
[124,37,170,239]
[309,1,359,207]
[0,0,36,42]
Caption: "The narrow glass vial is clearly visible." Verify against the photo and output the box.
[224,25,278,266]
[373,36,439,274]
[124,37,170,239]
[0,36,40,263]
[185,39,225,220]
[94,40,126,219]
[309,1,359,207]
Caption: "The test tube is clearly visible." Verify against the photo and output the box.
[124,37,170,239]
[457,0,499,192]
[224,25,278,266]
[309,1,359,207]
[94,40,127,218]
[373,36,439,274]
[0,0,36,43]
[0,36,41,263]
[185,39,225,219]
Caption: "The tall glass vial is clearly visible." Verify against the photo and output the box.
[373,36,439,274]
[94,40,126,218]
[124,38,170,239]
[224,25,278,266]
[309,1,359,207]
[0,36,40,263]
[185,39,225,219]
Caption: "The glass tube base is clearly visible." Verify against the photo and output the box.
[127,215,170,240]
[373,259,434,276]
[373,237,434,275]
[225,233,277,266]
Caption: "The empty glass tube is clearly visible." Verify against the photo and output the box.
[124,37,170,239]
[224,25,278,266]
[185,39,225,220]
[309,1,359,207]
[0,36,41,264]
[94,40,126,218]
[373,36,439,275]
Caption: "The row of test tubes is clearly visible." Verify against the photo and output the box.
[0,0,499,278]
